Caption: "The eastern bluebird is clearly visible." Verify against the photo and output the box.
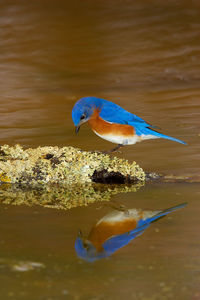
[75,203,186,262]
[72,97,186,152]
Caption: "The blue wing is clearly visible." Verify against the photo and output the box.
[102,224,148,256]
[99,99,186,144]
[99,99,151,126]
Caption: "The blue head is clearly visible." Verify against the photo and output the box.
[75,236,106,262]
[72,97,103,133]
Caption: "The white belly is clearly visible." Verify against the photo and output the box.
[93,130,158,145]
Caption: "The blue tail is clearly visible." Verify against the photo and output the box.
[146,202,187,224]
[135,126,187,145]
[132,203,187,236]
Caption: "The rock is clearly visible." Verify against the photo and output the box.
[0,182,143,210]
[0,144,145,185]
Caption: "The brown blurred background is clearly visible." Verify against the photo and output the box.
[0,0,199,175]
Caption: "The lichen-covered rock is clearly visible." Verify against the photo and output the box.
[0,145,145,185]
[0,182,143,210]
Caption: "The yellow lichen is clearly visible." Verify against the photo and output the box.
[0,173,11,183]
[0,182,144,210]
[0,144,145,185]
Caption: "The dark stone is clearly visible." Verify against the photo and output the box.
[0,149,6,156]
[44,153,54,159]
[91,169,135,184]
[50,157,61,168]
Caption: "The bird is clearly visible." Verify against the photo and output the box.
[75,202,187,262]
[72,97,186,152]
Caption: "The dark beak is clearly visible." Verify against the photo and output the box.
[78,229,83,238]
[75,126,80,134]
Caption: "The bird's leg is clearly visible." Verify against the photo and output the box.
[91,144,123,155]
[105,144,123,154]
[104,200,130,216]
[105,200,126,211]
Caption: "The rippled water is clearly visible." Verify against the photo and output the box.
[0,1,200,299]
[0,0,199,174]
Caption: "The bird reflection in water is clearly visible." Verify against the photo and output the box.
[75,203,186,262]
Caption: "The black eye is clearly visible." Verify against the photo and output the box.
[80,114,86,120]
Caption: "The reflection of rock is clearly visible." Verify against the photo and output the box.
[75,203,187,262]
[0,182,143,210]
[0,144,145,185]
[146,172,200,183]
[161,174,200,183]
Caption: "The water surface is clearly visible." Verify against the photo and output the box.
[0,0,199,175]
[0,183,199,300]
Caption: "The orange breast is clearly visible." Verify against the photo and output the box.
[87,219,137,252]
[88,109,134,137]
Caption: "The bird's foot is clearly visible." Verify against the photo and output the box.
[103,144,124,154]
[89,144,123,155]
[105,200,129,215]
[89,150,107,155]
